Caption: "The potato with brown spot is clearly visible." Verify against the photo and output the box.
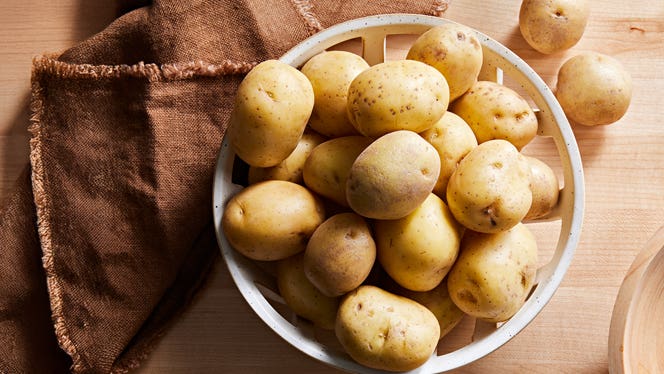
[407,23,483,101]
[447,223,538,323]
[304,213,376,297]
[450,80,538,150]
[335,285,440,372]
[222,180,325,261]
[519,0,590,54]
[446,139,532,233]
[346,130,441,220]
[524,156,560,220]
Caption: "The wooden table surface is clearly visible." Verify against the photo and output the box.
[2,1,663,373]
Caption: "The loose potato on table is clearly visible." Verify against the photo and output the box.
[227,59,314,167]
[336,285,440,372]
[346,130,440,220]
[519,0,590,54]
[375,193,462,292]
[556,51,632,126]
[304,213,376,297]
[301,50,369,138]
[446,139,532,233]
[450,80,538,150]
[346,59,449,137]
[277,253,340,330]
[407,22,483,101]
[222,180,325,261]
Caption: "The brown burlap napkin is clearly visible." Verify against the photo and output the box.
[0,1,449,373]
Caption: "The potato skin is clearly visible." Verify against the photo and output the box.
[301,51,369,137]
[446,139,532,233]
[222,180,325,261]
[375,193,462,292]
[519,0,590,54]
[346,130,441,220]
[335,285,440,372]
[524,156,560,220]
[347,60,449,137]
[227,59,314,167]
[277,253,340,330]
[407,23,483,101]
[304,213,376,297]
[447,223,538,323]
[556,52,632,126]
[450,80,538,150]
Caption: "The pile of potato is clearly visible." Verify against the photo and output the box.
[222,22,562,372]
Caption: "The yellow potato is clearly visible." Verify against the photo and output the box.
[346,60,449,137]
[407,23,483,101]
[556,52,632,126]
[419,111,478,198]
[248,130,326,185]
[375,193,462,292]
[524,156,560,220]
[519,0,590,54]
[446,139,532,233]
[301,50,369,137]
[227,59,314,167]
[335,285,440,372]
[303,136,372,207]
[346,130,441,220]
[277,253,339,330]
[304,213,376,297]
[450,80,538,150]
[222,180,325,261]
[447,223,538,323]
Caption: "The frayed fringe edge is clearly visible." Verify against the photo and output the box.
[431,0,452,17]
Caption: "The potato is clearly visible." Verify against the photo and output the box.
[524,156,560,220]
[419,111,478,198]
[301,51,369,137]
[304,213,376,297]
[227,59,314,167]
[375,193,462,292]
[555,52,632,126]
[277,253,339,330]
[346,60,449,137]
[303,136,372,207]
[248,130,326,185]
[407,23,483,101]
[450,80,538,150]
[222,180,325,261]
[398,278,465,339]
[446,139,532,233]
[335,285,440,372]
[346,130,441,220]
[519,0,590,54]
[447,223,538,323]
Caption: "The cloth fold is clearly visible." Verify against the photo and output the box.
[0,1,448,373]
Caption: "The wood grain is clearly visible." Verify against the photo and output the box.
[1,1,663,373]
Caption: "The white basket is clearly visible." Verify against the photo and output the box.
[213,14,585,373]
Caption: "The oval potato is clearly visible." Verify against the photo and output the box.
[519,0,590,54]
[524,156,560,220]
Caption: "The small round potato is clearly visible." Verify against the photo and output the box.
[248,130,326,185]
[524,156,560,220]
[222,180,325,261]
[375,193,462,292]
[303,136,373,207]
[519,0,590,54]
[447,223,538,323]
[227,59,314,167]
[419,111,478,198]
[450,80,538,150]
[407,23,483,101]
[346,130,441,220]
[301,50,369,137]
[446,139,532,233]
[346,60,449,137]
[304,213,376,297]
[556,52,632,126]
[336,285,440,372]
[277,253,340,330]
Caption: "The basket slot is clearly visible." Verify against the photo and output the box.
[472,319,498,341]
[361,32,386,66]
